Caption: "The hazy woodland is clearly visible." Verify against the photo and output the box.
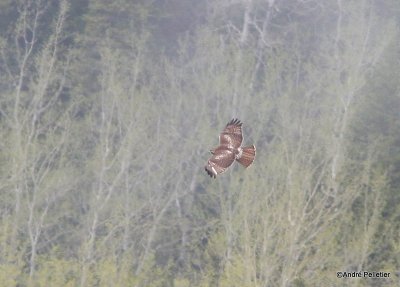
[0,0,399,286]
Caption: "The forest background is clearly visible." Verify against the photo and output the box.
[0,0,399,286]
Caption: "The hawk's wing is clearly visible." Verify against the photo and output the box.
[205,148,235,178]
[219,118,243,148]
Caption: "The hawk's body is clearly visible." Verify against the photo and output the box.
[205,119,256,178]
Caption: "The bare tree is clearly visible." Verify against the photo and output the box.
[0,0,72,282]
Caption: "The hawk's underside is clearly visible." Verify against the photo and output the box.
[205,119,256,178]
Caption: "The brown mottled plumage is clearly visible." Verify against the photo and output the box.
[205,119,256,178]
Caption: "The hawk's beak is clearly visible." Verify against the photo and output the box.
[209,149,215,155]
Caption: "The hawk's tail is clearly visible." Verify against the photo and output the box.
[237,145,256,168]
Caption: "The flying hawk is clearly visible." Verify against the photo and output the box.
[205,119,256,178]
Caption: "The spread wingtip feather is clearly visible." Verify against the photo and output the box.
[227,118,242,127]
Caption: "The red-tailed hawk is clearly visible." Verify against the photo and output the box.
[205,119,256,178]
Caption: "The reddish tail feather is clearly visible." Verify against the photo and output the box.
[236,145,256,168]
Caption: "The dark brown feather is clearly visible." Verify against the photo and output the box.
[205,148,235,178]
[219,118,243,148]
[205,119,255,178]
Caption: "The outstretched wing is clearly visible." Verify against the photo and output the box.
[219,118,243,148]
[205,148,235,178]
